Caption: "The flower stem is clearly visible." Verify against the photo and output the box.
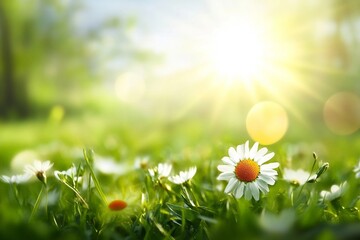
[60,179,89,208]
[29,185,44,221]
[296,154,318,201]
[289,186,294,206]
[181,184,196,207]
[10,183,21,207]
[83,148,108,205]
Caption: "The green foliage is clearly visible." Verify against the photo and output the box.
[0,137,359,239]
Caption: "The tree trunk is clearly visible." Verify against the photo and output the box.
[0,1,16,117]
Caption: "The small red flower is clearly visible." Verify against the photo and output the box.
[108,200,127,211]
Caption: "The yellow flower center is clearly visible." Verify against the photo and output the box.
[235,159,260,182]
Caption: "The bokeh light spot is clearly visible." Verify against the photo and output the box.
[246,101,288,145]
[323,92,360,135]
[49,105,65,123]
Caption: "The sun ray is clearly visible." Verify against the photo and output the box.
[141,0,354,133]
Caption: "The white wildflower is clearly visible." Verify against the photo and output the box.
[25,160,53,184]
[148,163,172,179]
[0,173,31,184]
[320,182,348,202]
[217,141,279,201]
[283,168,311,186]
[169,167,197,184]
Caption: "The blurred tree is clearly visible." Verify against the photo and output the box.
[0,0,98,118]
[0,0,27,117]
[330,0,360,71]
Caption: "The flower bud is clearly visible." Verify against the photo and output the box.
[316,162,329,179]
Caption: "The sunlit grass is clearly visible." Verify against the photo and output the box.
[0,133,359,239]
[1,84,360,239]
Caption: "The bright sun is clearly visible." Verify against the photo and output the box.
[208,22,268,83]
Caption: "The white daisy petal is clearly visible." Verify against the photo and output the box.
[34,161,42,170]
[254,147,268,161]
[217,172,235,180]
[0,176,10,182]
[157,163,172,178]
[249,142,259,159]
[256,179,269,193]
[249,182,260,201]
[260,169,278,176]
[320,182,347,201]
[225,177,238,193]
[169,166,197,184]
[258,174,276,185]
[257,152,275,165]
[261,162,280,170]
[232,181,240,198]
[217,165,235,173]
[228,147,239,162]
[148,163,172,180]
[24,159,54,184]
[235,182,245,199]
[244,141,250,159]
[0,173,31,184]
[244,184,252,200]
[283,168,310,186]
[222,156,236,166]
[236,144,245,159]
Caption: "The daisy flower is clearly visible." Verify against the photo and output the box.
[25,160,54,184]
[217,141,279,201]
[320,182,348,202]
[283,168,312,186]
[54,164,89,208]
[0,173,31,184]
[169,166,197,184]
[54,164,80,181]
[134,156,149,170]
[148,163,172,179]
[354,160,360,179]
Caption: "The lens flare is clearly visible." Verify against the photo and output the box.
[246,101,288,145]
[323,92,360,135]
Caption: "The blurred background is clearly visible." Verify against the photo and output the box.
[0,0,360,166]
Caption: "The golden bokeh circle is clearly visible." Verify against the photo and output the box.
[246,101,288,145]
[323,92,360,135]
